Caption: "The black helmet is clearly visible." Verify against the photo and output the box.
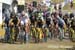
[70,13,74,18]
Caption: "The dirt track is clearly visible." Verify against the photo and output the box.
[0,40,75,50]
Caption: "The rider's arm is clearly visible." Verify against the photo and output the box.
[9,19,13,26]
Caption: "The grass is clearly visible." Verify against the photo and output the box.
[63,3,75,10]
[25,0,63,3]
[52,0,63,3]
[52,0,75,12]
[73,0,75,3]
[52,0,75,11]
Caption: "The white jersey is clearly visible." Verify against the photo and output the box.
[43,0,51,7]
[21,20,24,25]
[20,17,26,25]
[25,18,29,24]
